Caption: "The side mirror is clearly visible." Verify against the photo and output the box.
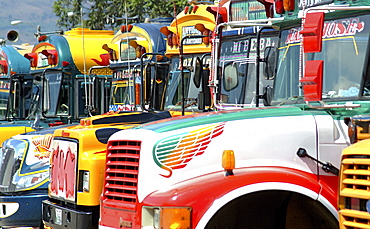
[198,92,205,110]
[223,63,238,91]
[42,77,50,113]
[143,64,151,103]
[263,46,277,80]
[193,57,202,88]
[262,85,274,106]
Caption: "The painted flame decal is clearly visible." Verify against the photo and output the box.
[31,134,53,159]
[153,122,225,177]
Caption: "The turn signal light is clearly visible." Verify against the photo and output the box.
[80,119,92,126]
[283,0,295,11]
[157,207,191,229]
[345,116,370,143]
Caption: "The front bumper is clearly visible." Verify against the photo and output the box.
[0,194,48,228]
[42,199,98,229]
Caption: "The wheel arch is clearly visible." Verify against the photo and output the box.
[196,182,338,229]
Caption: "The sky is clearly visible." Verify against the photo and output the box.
[0,0,59,45]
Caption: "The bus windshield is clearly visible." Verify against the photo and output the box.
[273,15,370,105]
[163,56,207,111]
[0,79,10,120]
[218,34,278,107]
[6,76,34,120]
[110,76,139,111]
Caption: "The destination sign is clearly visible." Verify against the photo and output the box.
[182,26,202,45]
[220,37,276,62]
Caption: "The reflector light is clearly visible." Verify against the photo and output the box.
[48,122,65,127]
[62,61,70,67]
[121,24,133,33]
[79,119,92,126]
[184,6,189,14]
[85,119,92,126]
[275,0,284,14]
[188,6,193,13]
[193,5,199,13]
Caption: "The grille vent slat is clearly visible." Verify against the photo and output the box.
[340,155,370,228]
[341,157,370,193]
[102,140,141,209]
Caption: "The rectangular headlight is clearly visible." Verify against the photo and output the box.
[79,170,90,192]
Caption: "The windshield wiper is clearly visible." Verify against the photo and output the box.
[276,95,304,106]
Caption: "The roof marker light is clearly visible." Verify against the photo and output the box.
[222,150,235,176]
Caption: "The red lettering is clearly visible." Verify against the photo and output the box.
[58,149,65,193]
[323,18,365,38]
[285,30,301,44]
[50,142,77,201]
[50,146,59,194]
[65,147,76,199]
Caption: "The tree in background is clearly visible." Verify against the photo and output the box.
[53,0,188,30]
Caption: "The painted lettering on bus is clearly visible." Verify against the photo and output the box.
[50,141,77,201]
[232,38,274,54]
[285,18,365,44]
[298,0,333,8]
